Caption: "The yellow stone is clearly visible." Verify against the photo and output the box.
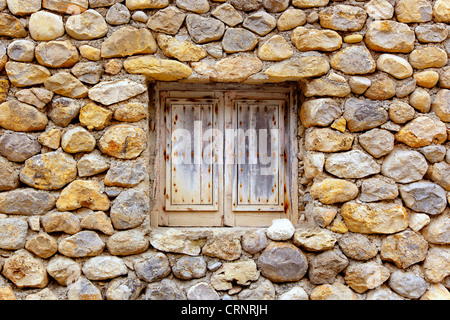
[433,0,450,23]
[0,100,48,132]
[395,116,447,148]
[413,70,439,88]
[124,56,192,81]
[38,129,61,150]
[101,26,157,58]
[344,34,363,43]
[79,102,113,130]
[331,118,346,132]
[291,26,342,51]
[329,218,348,234]
[257,35,293,61]
[157,34,206,62]
[56,180,110,211]
[0,79,9,103]
[310,178,359,204]
[265,56,330,81]
[79,45,101,61]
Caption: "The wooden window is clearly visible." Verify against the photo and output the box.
[153,83,298,227]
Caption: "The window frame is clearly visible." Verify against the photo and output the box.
[151,82,299,228]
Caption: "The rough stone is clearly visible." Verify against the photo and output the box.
[80,210,114,236]
[124,56,193,81]
[420,284,450,300]
[185,14,225,44]
[202,233,241,261]
[308,249,349,285]
[410,47,448,69]
[106,3,131,25]
[107,230,149,256]
[6,62,51,88]
[360,177,399,202]
[344,262,390,293]
[300,98,341,128]
[0,189,56,215]
[0,218,28,250]
[82,256,128,281]
[25,233,58,259]
[44,73,88,99]
[0,157,18,191]
[330,45,376,75]
[277,8,306,31]
[79,45,101,61]
[301,72,351,98]
[77,151,109,177]
[222,28,258,54]
[42,211,81,234]
[7,40,35,62]
[157,34,206,61]
[338,233,378,260]
[343,98,388,132]
[211,3,243,27]
[187,282,220,300]
[88,79,146,106]
[319,5,367,31]
[101,27,157,58]
[29,11,64,41]
[0,133,41,162]
[257,242,308,282]
[415,24,448,43]
[71,62,103,85]
[6,0,41,16]
[364,73,396,100]
[20,151,77,190]
[46,256,81,286]
[293,0,328,8]
[35,41,79,69]
[79,103,112,131]
[305,128,353,152]
[395,116,447,148]
[15,88,53,109]
[265,56,330,81]
[421,211,450,244]
[388,271,429,299]
[396,0,432,23]
[113,103,147,123]
[389,101,415,124]
[349,76,371,94]
[410,87,431,113]
[42,0,88,14]
[67,277,102,300]
[0,100,48,133]
[65,9,108,40]
[106,277,145,300]
[359,129,394,158]
[310,178,358,205]
[325,150,380,179]
[423,246,450,283]
[291,27,342,52]
[58,231,105,258]
[420,145,447,163]
[241,229,268,254]
[293,227,336,251]
[134,252,171,283]
[310,283,357,300]
[341,201,409,234]
[365,20,415,53]
[149,229,204,256]
[2,250,48,289]
[431,89,450,122]
[57,180,110,212]
[61,127,96,154]
[266,219,295,241]
[399,182,447,215]
[104,161,145,187]
[98,125,147,160]
[230,0,262,11]
[243,12,276,36]
[146,6,185,35]
[433,0,450,23]
[410,212,432,232]
[48,98,80,127]
[0,13,26,38]
[176,0,209,13]
[381,230,429,268]
[172,256,206,280]
[376,54,413,79]
[365,0,394,19]
[126,0,168,10]
[110,189,148,230]
[211,260,259,290]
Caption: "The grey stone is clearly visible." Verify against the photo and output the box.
[211,3,243,27]
[134,252,171,283]
[185,14,225,44]
[388,270,429,299]
[104,161,146,187]
[0,156,19,191]
[187,282,220,300]
[415,24,448,43]
[110,189,149,230]
[106,277,145,300]
[337,233,378,260]
[48,97,80,127]
[0,188,56,215]
[0,133,41,162]
[89,79,146,106]
[172,256,207,280]
[106,3,130,25]
[325,150,381,179]
[222,28,258,53]
[230,0,262,11]
[147,6,185,35]
[0,218,28,250]
[381,150,428,183]
[360,177,399,202]
[176,0,209,13]
[82,256,128,281]
[243,12,277,36]
[67,277,102,300]
[366,285,406,300]
[47,256,81,286]
[144,279,186,300]
[309,249,349,285]
[58,231,105,258]
[263,0,289,12]
[257,242,308,282]
[241,229,268,254]
[399,182,447,215]
[343,98,388,132]
[77,151,110,177]
[107,230,149,256]
[344,262,390,293]
[7,40,35,62]
[421,211,450,244]
[300,98,342,128]
[319,5,367,32]
[330,46,376,75]
[238,278,275,300]
[359,129,394,158]
[71,62,104,85]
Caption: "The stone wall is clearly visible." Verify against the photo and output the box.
[0,0,449,300]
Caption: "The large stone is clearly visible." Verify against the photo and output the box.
[277,8,306,31]
[291,27,342,52]
[187,282,220,300]
[396,0,432,23]
[388,270,429,299]
[114,103,147,123]
[415,24,448,43]
[185,14,225,44]
[300,72,350,98]
[211,260,259,290]
[365,20,415,53]
[243,11,276,36]
[61,127,96,154]
[421,211,450,244]
[2,250,48,289]
[300,98,342,128]
[293,0,328,8]
[319,5,367,31]
[211,3,243,27]
[104,161,145,187]
[6,0,41,16]
[65,9,108,40]
[28,11,64,41]
[46,256,81,286]
[193,56,262,83]
[5,62,51,87]
[257,35,293,61]
[48,97,80,127]
[330,45,376,75]
[241,229,268,254]
[423,246,450,283]
[395,116,447,148]
[359,129,394,158]
[343,98,388,132]
[44,73,88,99]
[0,156,19,191]
[42,211,81,235]
[433,0,450,23]
[292,227,336,251]
[149,229,204,256]
[76,151,109,177]
[80,210,114,236]
[0,13,27,38]
[0,189,56,215]
[265,56,330,81]
[101,27,157,58]
[202,233,241,261]
[20,151,77,190]
[337,233,378,261]
[98,125,147,160]
[257,242,308,283]
[124,56,193,81]
[106,277,145,301]
[8,40,35,63]
[344,262,390,293]
[106,3,131,25]
[428,162,450,192]
[15,88,53,109]
[134,252,171,283]
[56,180,110,212]
[410,47,448,69]
[110,189,148,230]
[144,278,185,300]
[310,178,359,205]
[381,230,429,268]
[82,256,128,281]
[399,182,447,215]
[79,102,112,130]
[222,28,258,54]
[340,201,409,234]
[0,218,28,250]
[376,54,413,79]
[67,277,102,300]
[381,149,428,183]
[0,133,41,162]
[360,177,399,202]
[59,231,105,258]
[389,101,415,124]
[157,34,206,62]
[88,79,146,106]
[42,0,88,14]
[35,41,79,69]
[176,0,209,13]
[308,249,349,285]
[0,100,47,132]
[325,150,380,179]
[266,219,295,241]
[107,230,149,256]
[432,89,450,122]
[146,6,185,35]
[25,232,59,258]
[305,128,353,152]
[126,0,168,10]
[364,73,396,100]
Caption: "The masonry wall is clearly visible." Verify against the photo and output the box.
[0,0,449,300]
